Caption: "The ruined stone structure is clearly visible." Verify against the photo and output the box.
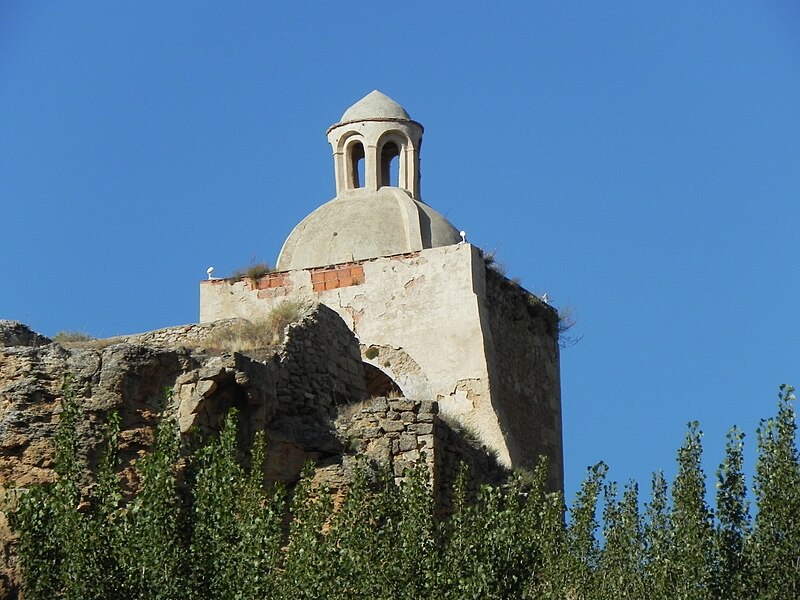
[201,91,563,488]
[0,313,507,595]
[0,93,564,597]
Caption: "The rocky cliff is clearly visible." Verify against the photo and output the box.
[0,305,370,597]
[0,305,507,598]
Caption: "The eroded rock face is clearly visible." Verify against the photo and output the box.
[0,304,508,598]
[0,304,368,598]
[0,321,52,349]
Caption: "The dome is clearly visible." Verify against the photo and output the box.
[276,92,459,272]
[338,90,412,124]
[276,188,461,271]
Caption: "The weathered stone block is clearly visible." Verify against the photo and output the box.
[196,379,217,398]
[393,460,410,476]
[360,427,380,438]
[411,423,433,435]
[379,419,405,433]
[369,398,389,412]
[393,399,416,412]
[398,433,416,452]
[420,400,438,415]
[418,434,434,449]
[402,449,420,462]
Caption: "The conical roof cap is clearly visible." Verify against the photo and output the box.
[340,90,411,122]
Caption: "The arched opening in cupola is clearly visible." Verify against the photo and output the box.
[379,141,400,188]
[348,141,365,189]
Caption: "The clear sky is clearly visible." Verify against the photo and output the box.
[2,2,799,503]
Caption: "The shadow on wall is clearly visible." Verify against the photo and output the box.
[363,362,403,398]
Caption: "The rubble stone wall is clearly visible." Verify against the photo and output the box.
[335,396,509,512]
[483,269,563,490]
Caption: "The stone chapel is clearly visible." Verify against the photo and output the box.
[200,91,563,488]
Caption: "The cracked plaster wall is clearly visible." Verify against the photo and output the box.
[200,244,542,469]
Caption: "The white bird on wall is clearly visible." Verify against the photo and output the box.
[207,266,215,280]
[459,230,467,244]
[541,293,549,304]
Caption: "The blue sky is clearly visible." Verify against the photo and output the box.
[2,2,799,502]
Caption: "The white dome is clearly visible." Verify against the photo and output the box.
[276,187,461,271]
[339,90,412,123]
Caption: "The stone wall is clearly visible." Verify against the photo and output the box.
[335,397,437,483]
[335,396,509,513]
[264,303,367,484]
[277,304,366,411]
[116,319,245,347]
[199,244,564,489]
[200,244,514,469]
[483,268,563,491]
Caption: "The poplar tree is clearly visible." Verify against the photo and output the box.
[750,385,800,599]
[713,426,750,600]
[669,422,714,600]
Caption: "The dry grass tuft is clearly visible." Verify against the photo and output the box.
[202,300,307,354]
[53,331,121,350]
[203,320,276,354]
[336,397,375,422]
[53,331,95,344]
[229,261,272,282]
[266,300,305,343]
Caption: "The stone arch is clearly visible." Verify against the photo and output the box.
[346,139,365,189]
[363,362,402,397]
[376,130,410,189]
[379,140,400,187]
[360,343,432,401]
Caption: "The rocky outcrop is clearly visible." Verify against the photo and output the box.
[0,303,368,597]
[0,322,51,349]
[0,303,509,598]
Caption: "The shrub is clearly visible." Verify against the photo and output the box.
[483,250,507,276]
[53,331,95,344]
[557,304,583,349]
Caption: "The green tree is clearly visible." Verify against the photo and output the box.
[669,422,714,600]
[713,426,750,600]
[749,385,800,599]
[563,462,606,599]
[642,470,672,598]
[11,376,121,599]
[278,462,335,599]
[120,418,185,600]
[598,481,645,599]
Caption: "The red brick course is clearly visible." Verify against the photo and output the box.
[311,263,366,292]
[254,273,286,290]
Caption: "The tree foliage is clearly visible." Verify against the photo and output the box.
[7,383,800,599]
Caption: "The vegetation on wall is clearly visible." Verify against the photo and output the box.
[7,383,800,599]
[228,261,272,283]
[51,331,95,344]
[202,300,306,354]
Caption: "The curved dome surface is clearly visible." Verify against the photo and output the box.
[339,90,411,123]
[276,188,461,271]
